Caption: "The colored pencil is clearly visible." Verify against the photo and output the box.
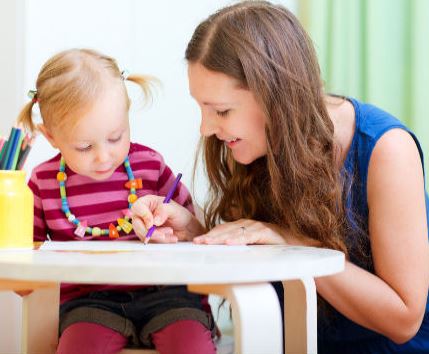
[5,128,22,170]
[10,130,24,170]
[17,140,34,170]
[0,127,17,169]
[144,173,183,245]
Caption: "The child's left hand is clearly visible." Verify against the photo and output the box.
[193,219,288,245]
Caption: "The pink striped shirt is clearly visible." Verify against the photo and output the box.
[29,142,194,303]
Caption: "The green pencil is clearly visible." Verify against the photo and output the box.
[0,139,8,165]
[0,127,17,169]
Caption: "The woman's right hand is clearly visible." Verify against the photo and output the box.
[131,195,205,243]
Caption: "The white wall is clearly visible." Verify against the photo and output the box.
[0,0,25,137]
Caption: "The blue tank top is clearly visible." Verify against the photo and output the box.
[318,98,429,353]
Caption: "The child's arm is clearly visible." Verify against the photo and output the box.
[315,129,429,343]
[28,170,49,241]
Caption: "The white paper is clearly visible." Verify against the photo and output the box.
[39,240,248,252]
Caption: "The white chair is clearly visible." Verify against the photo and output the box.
[0,285,234,354]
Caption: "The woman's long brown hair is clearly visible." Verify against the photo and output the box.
[186,1,349,255]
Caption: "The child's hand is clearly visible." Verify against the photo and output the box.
[131,195,196,243]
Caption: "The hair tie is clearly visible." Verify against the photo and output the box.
[121,70,130,81]
[27,89,38,103]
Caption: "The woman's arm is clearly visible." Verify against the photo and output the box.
[315,129,429,343]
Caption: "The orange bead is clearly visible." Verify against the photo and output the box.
[57,171,67,182]
[109,223,119,238]
[125,179,143,189]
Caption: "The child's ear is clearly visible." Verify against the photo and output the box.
[37,124,58,149]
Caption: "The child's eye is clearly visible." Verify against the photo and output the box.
[75,145,92,152]
[108,135,122,143]
[216,110,230,117]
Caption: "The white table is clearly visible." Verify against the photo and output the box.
[0,242,344,354]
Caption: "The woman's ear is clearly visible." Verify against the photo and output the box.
[37,124,58,149]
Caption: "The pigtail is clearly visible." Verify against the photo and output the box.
[17,100,37,133]
[124,74,159,106]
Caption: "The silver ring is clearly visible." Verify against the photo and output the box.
[240,226,246,235]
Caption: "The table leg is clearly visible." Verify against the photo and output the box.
[282,278,317,354]
[188,283,282,354]
[21,285,60,354]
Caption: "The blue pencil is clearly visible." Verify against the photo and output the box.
[5,128,22,170]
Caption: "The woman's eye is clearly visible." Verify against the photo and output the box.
[216,110,230,117]
[108,135,122,143]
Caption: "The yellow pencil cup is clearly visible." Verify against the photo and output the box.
[0,170,33,249]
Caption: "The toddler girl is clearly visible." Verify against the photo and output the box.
[18,48,216,354]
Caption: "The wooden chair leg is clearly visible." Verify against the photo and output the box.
[21,285,60,354]
[282,278,317,354]
[0,292,22,353]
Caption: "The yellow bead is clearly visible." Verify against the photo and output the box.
[128,194,138,203]
[92,227,101,236]
[117,218,133,234]
[57,171,67,182]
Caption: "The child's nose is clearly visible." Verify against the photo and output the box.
[94,147,111,164]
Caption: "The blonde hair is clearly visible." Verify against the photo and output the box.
[17,48,154,132]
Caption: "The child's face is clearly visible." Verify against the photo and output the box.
[45,83,131,181]
[188,63,267,165]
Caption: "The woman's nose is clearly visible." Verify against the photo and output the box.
[200,113,219,137]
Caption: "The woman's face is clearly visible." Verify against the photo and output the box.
[188,63,267,165]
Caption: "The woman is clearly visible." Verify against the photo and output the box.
[132,2,429,352]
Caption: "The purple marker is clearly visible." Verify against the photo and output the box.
[144,173,182,245]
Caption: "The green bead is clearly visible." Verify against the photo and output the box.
[92,227,101,236]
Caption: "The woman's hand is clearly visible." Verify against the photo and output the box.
[131,195,205,243]
[193,219,288,245]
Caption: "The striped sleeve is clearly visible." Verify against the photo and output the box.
[157,158,194,214]
[28,169,48,241]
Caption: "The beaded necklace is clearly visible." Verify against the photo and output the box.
[57,156,142,238]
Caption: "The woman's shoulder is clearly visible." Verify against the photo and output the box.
[348,97,408,140]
